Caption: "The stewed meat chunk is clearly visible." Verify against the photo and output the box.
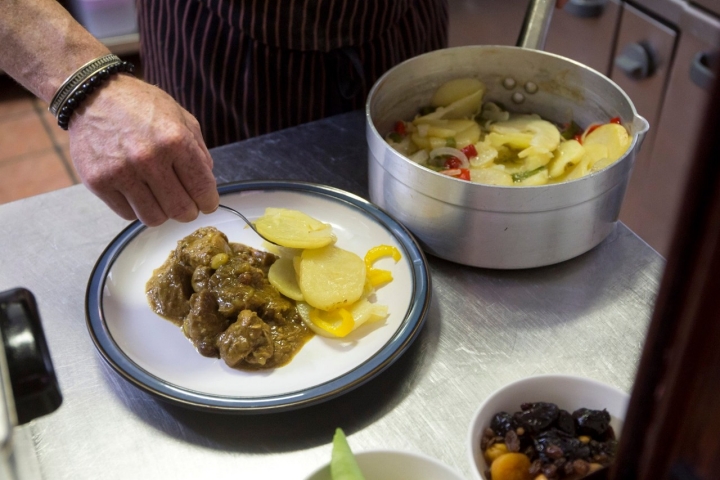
[145,227,313,370]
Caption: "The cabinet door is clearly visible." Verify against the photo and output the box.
[621,9,720,256]
[448,0,528,47]
[609,4,678,256]
[545,0,622,75]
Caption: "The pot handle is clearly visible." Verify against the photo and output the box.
[517,0,556,51]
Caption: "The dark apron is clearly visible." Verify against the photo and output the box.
[137,0,449,147]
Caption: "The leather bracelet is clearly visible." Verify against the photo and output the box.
[48,54,135,130]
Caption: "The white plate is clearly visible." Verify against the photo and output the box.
[86,181,430,412]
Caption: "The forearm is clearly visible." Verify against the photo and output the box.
[0,0,110,102]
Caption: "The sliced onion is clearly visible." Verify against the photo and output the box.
[430,147,469,168]
[409,149,429,165]
[438,169,462,176]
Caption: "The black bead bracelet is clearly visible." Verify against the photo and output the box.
[49,54,135,131]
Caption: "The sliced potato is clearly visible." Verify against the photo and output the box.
[583,123,631,163]
[491,115,560,156]
[548,140,585,178]
[454,122,481,148]
[431,78,486,108]
[516,168,549,186]
[267,257,303,301]
[411,133,446,150]
[254,208,336,249]
[261,240,302,259]
[469,167,513,186]
[297,245,366,311]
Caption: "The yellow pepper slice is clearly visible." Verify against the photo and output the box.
[309,308,355,337]
[364,245,402,270]
[364,245,402,287]
[367,268,393,287]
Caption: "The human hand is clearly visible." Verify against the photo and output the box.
[68,75,219,226]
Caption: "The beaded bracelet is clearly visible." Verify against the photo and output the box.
[48,54,135,130]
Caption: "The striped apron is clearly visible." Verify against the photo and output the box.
[137,0,448,147]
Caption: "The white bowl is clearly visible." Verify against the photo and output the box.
[305,449,465,480]
[466,374,630,480]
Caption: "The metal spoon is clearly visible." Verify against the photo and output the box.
[217,204,281,246]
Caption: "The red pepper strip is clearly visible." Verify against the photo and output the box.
[610,116,622,124]
[394,121,406,135]
[586,124,601,136]
[440,168,471,181]
[461,144,478,158]
[444,156,462,169]
[574,133,583,144]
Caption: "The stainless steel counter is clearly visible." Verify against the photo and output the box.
[0,111,664,480]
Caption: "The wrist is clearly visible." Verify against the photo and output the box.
[50,54,135,130]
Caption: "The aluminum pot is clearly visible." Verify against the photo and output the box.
[366,3,649,269]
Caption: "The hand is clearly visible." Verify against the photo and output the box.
[68,75,219,226]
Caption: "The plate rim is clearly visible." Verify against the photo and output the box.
[85,180,431,413]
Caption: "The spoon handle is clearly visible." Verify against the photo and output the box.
[217,204,281,246]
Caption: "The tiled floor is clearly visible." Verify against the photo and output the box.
[0,75,77,204]
[0,53,142,206]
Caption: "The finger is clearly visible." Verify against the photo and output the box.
[145,168,200,223]
[118,180,169,227]
[183,112,214,170]
[173,146,220,215]
[99,189,138,221]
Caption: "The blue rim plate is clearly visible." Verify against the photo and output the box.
[85,181,431,413]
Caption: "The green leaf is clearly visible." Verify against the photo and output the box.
[331,428,366,480]
[560,120,583,140]
[512,166,546,183]
[387,132,403,143]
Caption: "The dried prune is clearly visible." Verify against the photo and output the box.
[534,429,590,461]
[513,402,559,434]
[556,409,576,436]
[481,402,617,479]
[490,411,517,436]
[573,408,611,437]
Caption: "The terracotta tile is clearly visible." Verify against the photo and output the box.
[0,112,54,163]
[59,143,80,182]
[0,150,74,204]
[41,107,70,147]
[0,77,36,120]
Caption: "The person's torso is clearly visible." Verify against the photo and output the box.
[201,0,413,51]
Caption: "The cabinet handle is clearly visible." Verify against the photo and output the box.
[615,42,655,80]
[690,52,717,91]
[564,0,607,18]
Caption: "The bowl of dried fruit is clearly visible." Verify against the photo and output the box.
[466,374,629,480]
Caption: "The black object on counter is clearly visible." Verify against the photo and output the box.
[0,288,62,425]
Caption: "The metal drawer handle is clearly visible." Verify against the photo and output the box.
[690,51,717,91]
[615,42,655,80]
[564,0,608,18]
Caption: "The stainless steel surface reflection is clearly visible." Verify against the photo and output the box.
[0,112,662,480]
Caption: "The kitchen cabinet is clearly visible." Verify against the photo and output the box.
[618,1,720,256]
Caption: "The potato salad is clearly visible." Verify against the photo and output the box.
[385,78,632,186]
